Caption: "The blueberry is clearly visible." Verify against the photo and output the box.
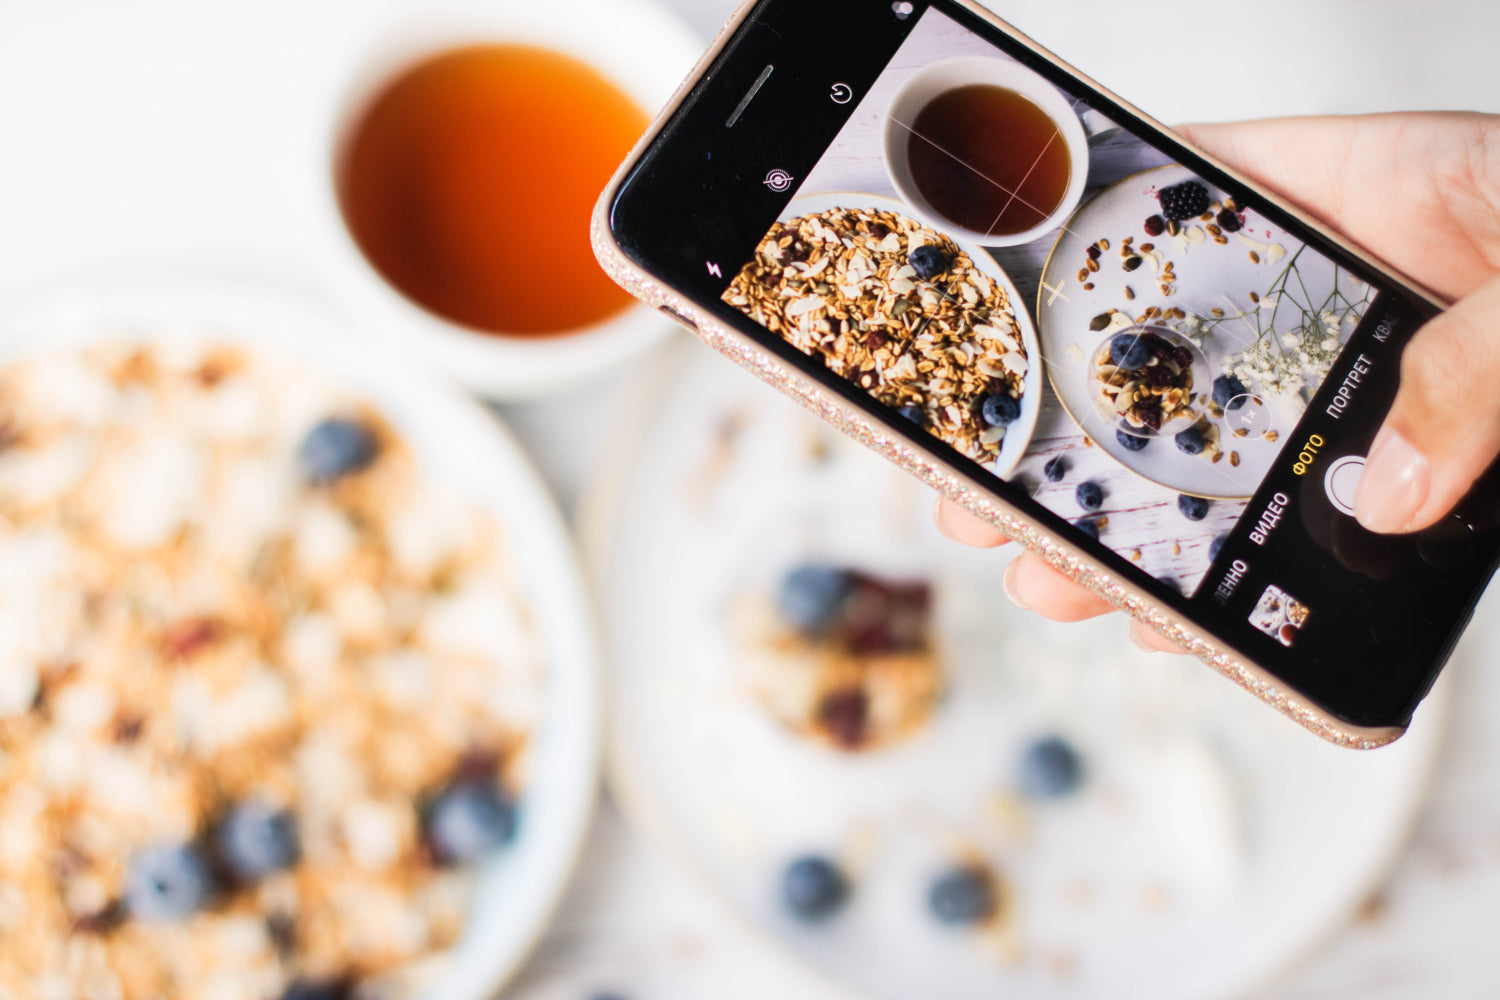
[928,866,997,925]
[1116,429,1150,452]
[1075,481,1104,512]
[777,565,855,635]
[781,855,849,922]
[217,801,298,881]
[1211,374,1250,411]
[298,418,379,485]
[1073,517,1101,541]
[896,405,925,426]
[125,843,214,920]
[1208,534,1227,559]
[280,981,351,1000]
[1177,494,1210,521]
[1108,333,1151,370]
[1043,456,1067,482]
[1174,426,1205,455]
[909,244,950,280]
[425,780,517,864]
[1018,735,1084,798]
[980,393,1020,428]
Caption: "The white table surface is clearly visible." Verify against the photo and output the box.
[1,1,1498,998]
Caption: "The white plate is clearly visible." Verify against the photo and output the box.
[0,273,600,1000]
[776,192,1043,479]
[587,337,1445,1000]
[1037,164,1375,499]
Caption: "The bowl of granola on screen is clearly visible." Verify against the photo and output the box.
[721,193,1042,480]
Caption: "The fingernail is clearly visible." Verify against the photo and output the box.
[1353,429,1429,533]
[1002,560,1030,610]
[932,498,959,542]
[1128,622,1158,653]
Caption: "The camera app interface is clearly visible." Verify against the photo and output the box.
[722,7,1381,617]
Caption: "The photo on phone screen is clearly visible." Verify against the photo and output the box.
[720,8,1371,605]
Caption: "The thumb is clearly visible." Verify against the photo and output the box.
[1352,274,1500,533]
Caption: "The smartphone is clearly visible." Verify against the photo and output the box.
[593,0,1499,747]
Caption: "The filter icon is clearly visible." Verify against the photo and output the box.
[763,168,795,192]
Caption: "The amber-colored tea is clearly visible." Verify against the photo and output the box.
[906,84,1071,238]
[338,45,647,336]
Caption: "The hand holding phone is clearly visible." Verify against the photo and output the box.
[594,0,1500,746]
[936,112,1500,649]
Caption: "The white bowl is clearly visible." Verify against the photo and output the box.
[0,272,602,999]
[314,0,701,400]
[884,55,1089,247]
[778,192,1044,480]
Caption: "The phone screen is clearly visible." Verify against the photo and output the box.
[609,0,1499,727]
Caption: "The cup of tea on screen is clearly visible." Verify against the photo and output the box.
[884,56,1089,246]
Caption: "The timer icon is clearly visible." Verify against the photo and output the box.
[763,168,795,192]
[830,82,853,104]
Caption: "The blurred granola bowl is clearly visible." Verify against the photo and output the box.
[0,274,599,1000]
[732,192,1042,480]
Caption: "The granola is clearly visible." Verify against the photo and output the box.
[724,206,1027,466]
[1090,329,1199,434]
[0,340,542,999]
[733,566,941,752]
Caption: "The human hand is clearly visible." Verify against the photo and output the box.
[935,113,1500,652]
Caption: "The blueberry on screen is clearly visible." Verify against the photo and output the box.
[217,801,298,881]
[1208,534,1228,560]
[896,405,925,426]
[777,565,855,635]
[1043,456,1067,482]
[125,843,215,921]
[1108,333,1151,370]
[1177,494,1210,521]
[298,418,379,485]
[928,866,997,925]
[980,393,1020,428]
[781,855,849,922]
[1073,517,1101,541]
[1174,426,1205,455]
[1211,374,1250,411]
[424,780,517,865]
[1116,429,1150,452]
[1075,481,1104,512]
[1018,735,1084,799]
[909,244,951,280]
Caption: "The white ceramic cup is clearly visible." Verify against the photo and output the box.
[884,55,1089,247]
[316,0,700,400]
